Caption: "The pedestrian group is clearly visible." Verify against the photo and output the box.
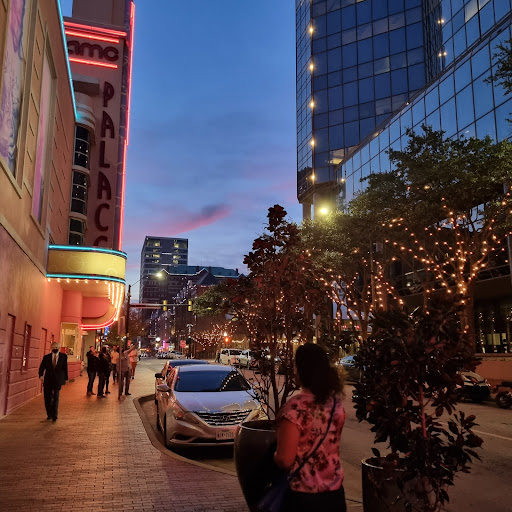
[86,343,139,399]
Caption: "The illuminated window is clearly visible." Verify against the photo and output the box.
[70,171,88,215]
[74,126,91,169]
[69,218,86,245]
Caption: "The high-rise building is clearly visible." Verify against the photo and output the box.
[296,0,512,215]
[139,237,189,302]
[296,0,512,379]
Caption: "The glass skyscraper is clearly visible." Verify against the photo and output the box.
[296,0,512,217]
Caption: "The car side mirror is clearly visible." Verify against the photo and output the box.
[156,383,170,393]
[155,373,163,379]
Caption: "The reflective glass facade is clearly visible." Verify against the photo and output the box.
[296,0,512,213]
[337,2,512,206]
[297,0,427,207]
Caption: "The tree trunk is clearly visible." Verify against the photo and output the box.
[463,281,476,354]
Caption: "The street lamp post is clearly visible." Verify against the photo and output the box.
[124,271,164,346]
[125,283,132,349]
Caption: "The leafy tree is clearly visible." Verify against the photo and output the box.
[353,126,512,347]
[488,37,512,96]
[354,295,483,511]
[302,210,399,342]
[208,205,333,415]
[106,308,145,346]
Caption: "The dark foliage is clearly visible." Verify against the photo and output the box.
[353,295,483,510]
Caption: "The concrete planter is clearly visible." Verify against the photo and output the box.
[362,458,441,512]
[234,420,277,512]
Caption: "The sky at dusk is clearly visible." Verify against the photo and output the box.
[61,0,302,297]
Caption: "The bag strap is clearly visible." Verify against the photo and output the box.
[289,396,337,480]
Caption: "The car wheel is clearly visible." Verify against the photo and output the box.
[496,392,512,409]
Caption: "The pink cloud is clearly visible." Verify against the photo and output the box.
[123,203,232,245]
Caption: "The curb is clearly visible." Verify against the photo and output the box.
[133,394,238,478]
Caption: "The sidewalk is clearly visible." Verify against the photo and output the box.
[0,360,362,511]
[0,362,247,512]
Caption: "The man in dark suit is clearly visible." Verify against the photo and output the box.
[39,342,68,421]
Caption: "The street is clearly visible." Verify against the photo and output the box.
[2,356,510,512]
[145,358,512,511]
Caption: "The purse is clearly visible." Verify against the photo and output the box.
[256,397,337,512]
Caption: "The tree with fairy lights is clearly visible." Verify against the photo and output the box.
[354,126,512,347]
[302,208,401,343]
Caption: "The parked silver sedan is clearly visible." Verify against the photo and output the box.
[155,364,266,447]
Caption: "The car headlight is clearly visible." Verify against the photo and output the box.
[171,403,198,424]
[248,407,267,420]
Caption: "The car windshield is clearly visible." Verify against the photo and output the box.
[174,370,251,392]
[229,350,241,355]
[170,360,207,366]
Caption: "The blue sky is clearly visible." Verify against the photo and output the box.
[61,0,301,296]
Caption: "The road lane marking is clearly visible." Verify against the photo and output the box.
[439,422,512,442]
[471,428,512,442]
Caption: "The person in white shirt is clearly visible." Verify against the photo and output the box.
[129,346,139,379]
[110,346,120,383]
[118,343,137,398]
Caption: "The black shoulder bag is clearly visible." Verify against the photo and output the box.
[256,397,337,512]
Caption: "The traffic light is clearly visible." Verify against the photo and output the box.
[188,299,192,312]
[163,299,167,311]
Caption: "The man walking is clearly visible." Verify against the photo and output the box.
[39,342,68,421]
[86,346,98,396]
[118,343,137,399]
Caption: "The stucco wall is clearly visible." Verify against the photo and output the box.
[0,0,75,417]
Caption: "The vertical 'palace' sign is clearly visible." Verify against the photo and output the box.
[65,11,133,251]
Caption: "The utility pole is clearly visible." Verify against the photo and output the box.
[124,284,132,351]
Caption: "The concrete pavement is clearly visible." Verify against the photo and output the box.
[0,359,363,511]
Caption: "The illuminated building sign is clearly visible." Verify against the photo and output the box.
[64,4,134,251]
[67,41,119,62]
[68,40,119,62]
[46,245,126,282]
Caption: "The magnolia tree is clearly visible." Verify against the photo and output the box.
[194,205,333,416]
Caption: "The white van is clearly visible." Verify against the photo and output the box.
[239,349,257,368]
[219,348,241,366]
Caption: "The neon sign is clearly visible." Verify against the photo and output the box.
[67,41,119,62]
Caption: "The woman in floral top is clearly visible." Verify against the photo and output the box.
[274,343,346,512]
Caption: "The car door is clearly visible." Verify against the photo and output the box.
[220,349,227,365]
